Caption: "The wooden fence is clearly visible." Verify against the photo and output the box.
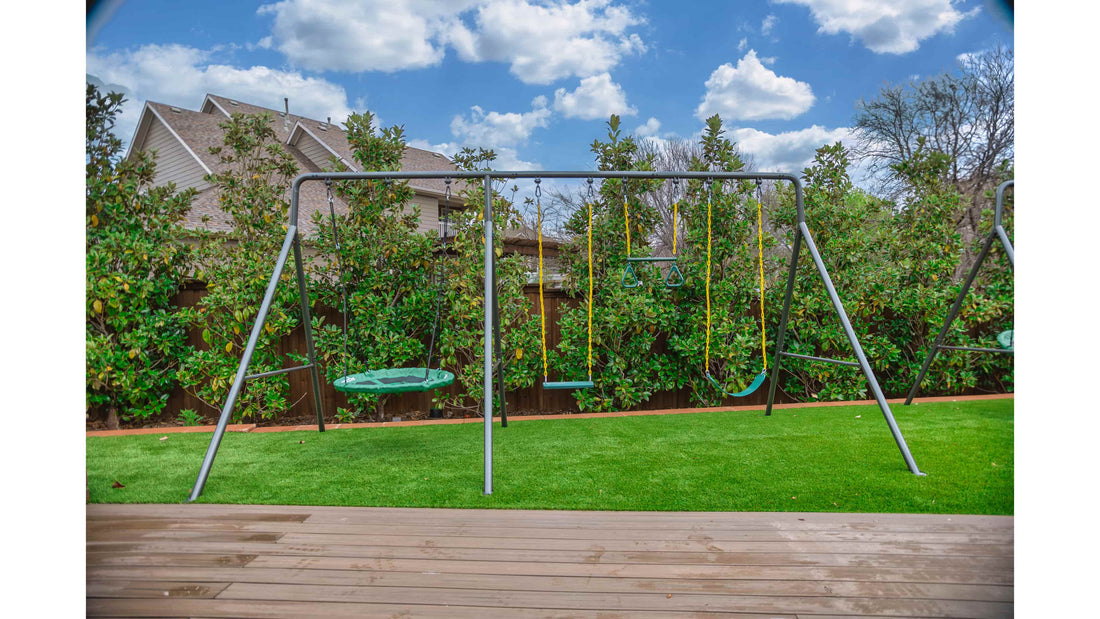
[160,284,795,424]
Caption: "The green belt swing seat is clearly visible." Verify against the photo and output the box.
[701,180,769,399]
[535,179,596,391]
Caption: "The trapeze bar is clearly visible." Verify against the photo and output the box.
[937,345,1014,354]
[778,351,860,367]
[543,380,595,390]
[244,364,315,381]
[626,256,678,262]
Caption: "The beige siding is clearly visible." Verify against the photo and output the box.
[295,131,339,170]
[406,195,440,235]
[145,118,210,191]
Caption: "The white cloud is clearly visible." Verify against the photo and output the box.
[737,37,748,52]
[256,0,480,72]
[450,96,552,148]
[86,43,353,146]
[463,0,646,84]
[635,117,661,137]
[553,73,637,120]
[776,0,976,54]
[408,139,541,172]
[731,125,855,174]
[762,14,778,35]
[256,0,646,84]
[695,50,815,121]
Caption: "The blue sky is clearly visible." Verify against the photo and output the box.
[86,0,1013,182]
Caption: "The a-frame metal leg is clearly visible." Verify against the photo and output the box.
[767,220,923,475]
[765,226,803,416]
[906,180,1014,405]
[293,236,326,431]
[798,223,924,475]
[904,231,999,405]
[189,226,302,502]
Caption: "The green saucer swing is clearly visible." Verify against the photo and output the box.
[334,368,455,394]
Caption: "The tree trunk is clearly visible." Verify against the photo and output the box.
[952,180,993,281]
[106,406,120,431]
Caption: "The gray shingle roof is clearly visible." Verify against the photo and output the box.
[140,94,470,238]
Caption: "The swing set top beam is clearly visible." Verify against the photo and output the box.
[290,171,805,227]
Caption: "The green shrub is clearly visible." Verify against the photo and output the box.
[85,85,196,424]
[178,112,302,422]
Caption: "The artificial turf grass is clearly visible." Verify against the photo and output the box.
[86,398,1013,514]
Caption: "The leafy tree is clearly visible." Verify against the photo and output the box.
[309,112,440,421]
[886,142,1013,395]
[853,45,1014,276]
[437,147,541,415]
[178,112,302,421]
[769,141,1011,400]
[86,84,196,426]
[550,115,670,411]
[672,115,773,405]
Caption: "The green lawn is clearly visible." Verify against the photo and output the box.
[86,398,1013,514]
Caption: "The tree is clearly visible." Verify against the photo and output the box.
[635,136,708,256]
[86,84,196,427]
[437,146,541,415]
[309,112,440,421]
[853,45,1014,277]
[179,112,303,421]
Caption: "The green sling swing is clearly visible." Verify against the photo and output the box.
[704,180,768,398]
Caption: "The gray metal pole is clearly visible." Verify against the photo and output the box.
[483,174,494,495]
[994,180,1014,267]
[765,226,803,416]
[293,236,326,431]
[799,222,924,476]
[189,225,300,501]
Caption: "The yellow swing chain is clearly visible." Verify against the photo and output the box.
[535,181,549,382]
[672,200,678,255]
[755,184,768,370]
[587,190,594,380]
[622,183,632,257]
[705,181,769,375]
[705,181,713,373]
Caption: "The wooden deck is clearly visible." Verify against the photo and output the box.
[87,504,1013,618]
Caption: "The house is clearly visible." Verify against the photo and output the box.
[125,93,564,285]
[124,93,465,239]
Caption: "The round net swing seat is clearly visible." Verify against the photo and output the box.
[997,330,1014,351]
[334,368,455,394]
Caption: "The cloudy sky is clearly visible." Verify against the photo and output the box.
[87,0,1013,181]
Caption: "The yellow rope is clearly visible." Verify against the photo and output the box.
[623,190,632,257]
[756,194,768,370]
[672,201,678,255]
[587,199,594,380]
[537,200,548,381]
[705,189,712,372]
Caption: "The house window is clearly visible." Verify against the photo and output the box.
[439,208,457,240]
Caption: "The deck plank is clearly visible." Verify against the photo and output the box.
[88,566,1014,602]
[86,504,1013,618]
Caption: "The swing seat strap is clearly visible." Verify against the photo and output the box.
[706,370,768,398]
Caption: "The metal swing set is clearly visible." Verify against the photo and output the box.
[188,169,927,502]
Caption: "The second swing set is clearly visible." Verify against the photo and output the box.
[533,178,769,397]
